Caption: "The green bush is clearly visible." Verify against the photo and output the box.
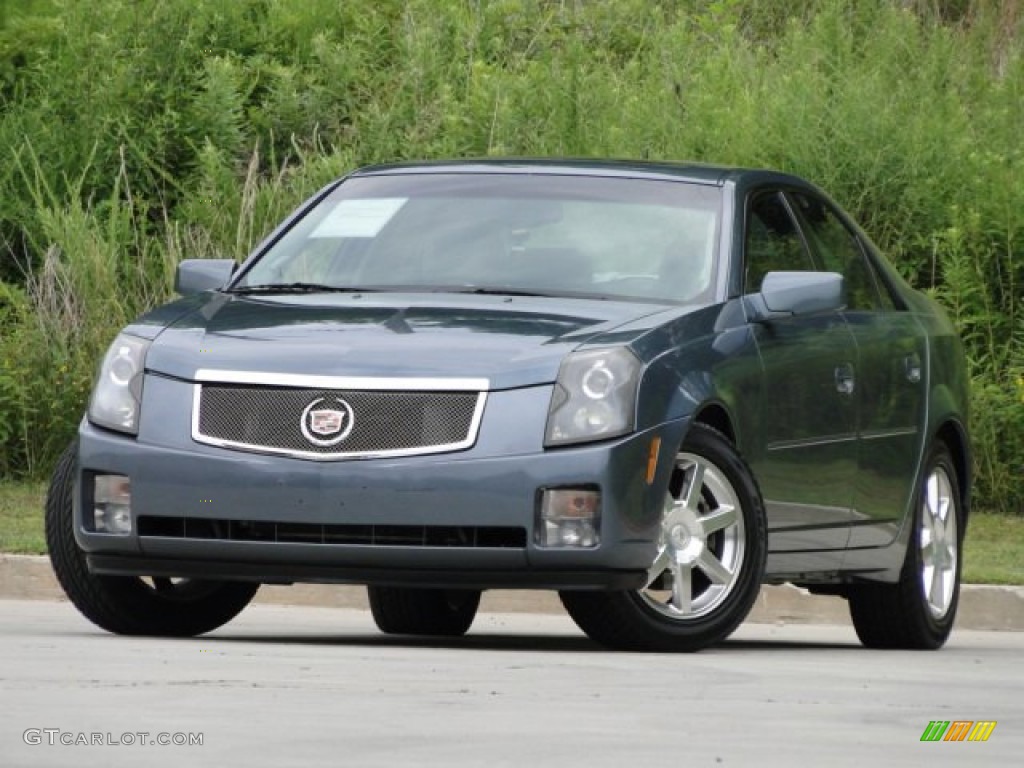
[0,0,1021,513]
[0,278,83,477]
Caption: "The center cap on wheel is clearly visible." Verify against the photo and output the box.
[666,511,704,563]
[670,525,692,548]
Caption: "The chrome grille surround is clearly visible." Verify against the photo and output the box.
[191,370,488,460]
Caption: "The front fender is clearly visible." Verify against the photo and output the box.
[633,301,762,454]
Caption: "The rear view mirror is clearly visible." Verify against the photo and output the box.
[745,271,845,322]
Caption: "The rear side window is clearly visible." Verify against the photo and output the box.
[787,192,892,311]
[743,191,814,294]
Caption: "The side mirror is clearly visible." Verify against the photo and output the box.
[175,259,236,296]
[745,271,845,322]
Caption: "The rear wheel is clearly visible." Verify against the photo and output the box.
[560,424,767,652]
[368,586,481,637]
[848,442,962,649]
[45,440,259,636]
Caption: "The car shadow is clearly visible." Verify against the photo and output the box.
[199,632,600,653]
[188,632,860,653]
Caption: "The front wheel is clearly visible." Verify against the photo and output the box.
[561,424,767,652]
[847,442,963,649]
[45,440,259,636]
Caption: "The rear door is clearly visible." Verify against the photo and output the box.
[786,190,927,547]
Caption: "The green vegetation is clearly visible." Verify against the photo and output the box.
[964,513,1024,585]
[0,0,1022,515]
[0,480,44,553]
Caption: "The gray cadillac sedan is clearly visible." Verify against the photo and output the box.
[46,159,970,652]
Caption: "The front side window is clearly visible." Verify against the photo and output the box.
[743,191,814,294]
[787,191,884,311]
[235,173,723,304]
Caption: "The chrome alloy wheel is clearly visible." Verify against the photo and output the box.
[639,452,746,620]
[920,465,958,619]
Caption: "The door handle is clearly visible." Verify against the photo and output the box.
[904,353,922,384]
[835,363,855,395]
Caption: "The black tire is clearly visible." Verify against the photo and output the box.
[847,442,963,650]
[560,423,767,652]
[45,440,259,636]
[367,586,481,637]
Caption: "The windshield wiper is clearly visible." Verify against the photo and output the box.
[228,282,379,295]
[440,285,613,300]
[433,285,555,298]
[229,283,588,299]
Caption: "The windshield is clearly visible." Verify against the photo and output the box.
[234,172,722,304]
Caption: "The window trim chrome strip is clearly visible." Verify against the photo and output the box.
[190,383,488,461]
[194,368,490,392]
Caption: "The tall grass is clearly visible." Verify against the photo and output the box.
[0,0,1021,511]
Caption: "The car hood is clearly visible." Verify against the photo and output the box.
[140,292,687,390]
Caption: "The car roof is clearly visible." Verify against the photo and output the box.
[350,157,810,189]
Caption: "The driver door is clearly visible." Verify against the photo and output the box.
[744,190,859,558]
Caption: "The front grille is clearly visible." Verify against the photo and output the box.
[194,384,484,459]
[137,516,527,549]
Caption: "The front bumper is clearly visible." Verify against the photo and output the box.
[75,373,689,590]
[85,555,648,590]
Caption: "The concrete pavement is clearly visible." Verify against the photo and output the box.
[2,599,1022,768]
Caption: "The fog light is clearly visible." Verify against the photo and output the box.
[94,475,132,534]
[536,488,600,548]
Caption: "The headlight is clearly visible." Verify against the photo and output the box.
[544,347,641,446]
[88,333,150,435]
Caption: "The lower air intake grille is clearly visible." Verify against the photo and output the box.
[138,516,527,549]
